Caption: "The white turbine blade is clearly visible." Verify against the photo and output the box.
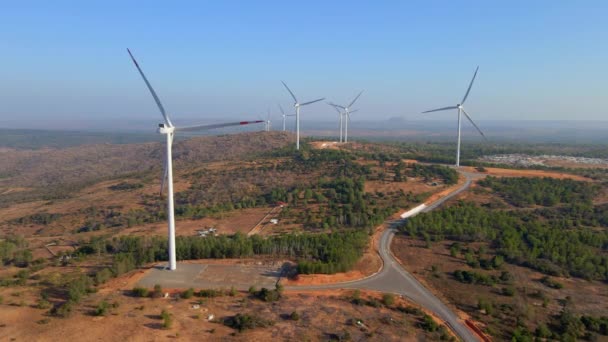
[278,104,285,115]
[175,120,264,132]
[300,98,325,106]
[281,81,298,103]
[422,106,458,113]
[350,109,359,114]
[461,66,479,105]
[348,90,364,108]
[127,49,173,127]
[461,108,487,140]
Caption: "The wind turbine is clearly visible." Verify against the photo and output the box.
[127,49,263,271]
[278,104,295,132]
[264,109,272,132]
[328,103,343,142]
[281,81,324,150]
[329,91,363,143]
[422,66,486,167]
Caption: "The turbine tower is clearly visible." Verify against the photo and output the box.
[265,109,272,132]
[281,81,324,150]
[128,49,263,271]
[422,66,486,167]
[329,91,363,143]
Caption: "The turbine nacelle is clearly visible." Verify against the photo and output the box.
[158,124,175,134]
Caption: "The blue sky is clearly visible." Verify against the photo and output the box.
[1,1,607,129]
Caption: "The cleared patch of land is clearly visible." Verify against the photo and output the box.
[459,166,591,181]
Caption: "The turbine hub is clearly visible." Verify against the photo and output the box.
[457,104,462,109]
[158,124,174,134]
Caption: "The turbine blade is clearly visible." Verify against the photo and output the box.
[278,104,285,115]
[461,66,479,105]
[422,106,458,113]
[327,102,342,114]
[281,81,298,103]
[461,108,487,140]
[350,109,359,114]
[348,90,364,108]
[329,102,346,110]
[300,98,325,106]
[175,120,264,132]
[127,49,173,127]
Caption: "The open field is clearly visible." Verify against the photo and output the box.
[459,166,591,181]
[0,287,451,341]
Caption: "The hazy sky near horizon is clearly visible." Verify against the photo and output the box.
[1,1,607,130]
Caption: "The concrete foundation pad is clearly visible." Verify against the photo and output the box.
[136,263,280,290]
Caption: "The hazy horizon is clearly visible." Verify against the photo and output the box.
[1,1,607,129]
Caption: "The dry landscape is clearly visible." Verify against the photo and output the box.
[1,132,608,341]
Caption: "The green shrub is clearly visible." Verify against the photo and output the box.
[181,288,194,299]
[51,301,74,318]
[223,313,274,332]
[255,287,281,302]
[36,298,52,309]
[540,276,564,289]
[501,287,515,297]
[161,309,173,329]
[198,289,222,298]
[152,284,163,298]
[94,300,109,316]
[382,293,395,306]
[95,268,113,285]
[132,287,149,298]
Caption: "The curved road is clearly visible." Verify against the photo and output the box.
[287,171,482,342]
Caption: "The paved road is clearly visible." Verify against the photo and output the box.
[288,170,483,342]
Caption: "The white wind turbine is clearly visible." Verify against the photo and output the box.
[329,91,363,143]
[422,66,486,167]
[328,103,359,143]
[278,104,295,132]
[128,49,263,271]
[264,109,272,132]
[281,81,324,150]
[328,103,344,142]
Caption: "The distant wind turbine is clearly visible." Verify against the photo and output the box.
[422,66,486,167]
[328,103,344,142]
[265,109,272,132]
[278,104,295,132]
[127,49,263,271]
[281,81,324,150]
[329,91,363,143]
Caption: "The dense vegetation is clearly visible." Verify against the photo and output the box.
[77,231,369,275]
[400,202,608,280]
[478,176,598,207]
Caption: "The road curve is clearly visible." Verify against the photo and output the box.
[287,170,481,342]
